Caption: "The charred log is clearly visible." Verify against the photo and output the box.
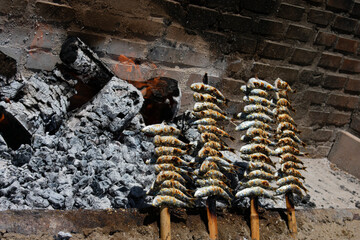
[0,51,17,81]
[60,37,113,89]
[0,107,31,150]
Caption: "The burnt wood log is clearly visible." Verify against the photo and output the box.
[60,37,114,89]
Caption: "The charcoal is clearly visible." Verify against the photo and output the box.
[25,192,50,208]
[46,189,65,209]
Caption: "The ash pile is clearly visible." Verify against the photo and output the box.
[0,37,162,210]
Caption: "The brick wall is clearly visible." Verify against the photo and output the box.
[1,0,360,157]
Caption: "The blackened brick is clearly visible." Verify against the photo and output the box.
[187,4,220,30]
[351,1,360,17]
[332,16,358,33]
[318,52,342,70]
[345,78,360,93]
[327,93,360,109]
[290,47,317,66]
[241,0,276,14]
[35,1,74,22]
[307,8,334,26]
[322,74,348,89]
[286,24,313,42]
[308,110,329,125]
[311,129,334,141]
[277,3,304,21]
[327,111,351,126]
[221,77,246,97]
[304,89,328,104]
[273,66,299,84]
[327,0,353,12]
[340,57,360,73]
[253,18,284,38]
[315,32,337,47]
[335,37,359,54]
[299,69,323,85]
[198,0,241,13]
[0,0,28,16]
[106,38,147,60]
[220,13,252,32]
[251,62,275,79]
[260,41,292,60]
[350,115,360,133]
[230,35,257,54]
[307,0,324,4]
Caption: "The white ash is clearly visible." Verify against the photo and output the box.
[0,72,158,210]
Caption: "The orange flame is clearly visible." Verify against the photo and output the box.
[0,113,5,123]
[112,55,166,98]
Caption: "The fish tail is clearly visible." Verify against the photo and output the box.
[229,136,235,141]
[301,141,306,147]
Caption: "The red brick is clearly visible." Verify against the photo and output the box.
[273,66,299,84]
[340,57,360,73]
[220,13,252,32]
[335,37,359,54]
[345,78,360,93]
[260,41,292,60]
[253,18,284,38]
[290,47,317,66]
[277,3,304,21]
[350,115,360,133]
[241,0,276,14]
[304,89,328,104]
[322,74,348,89]
[35,1,74,22]
[314,31,337,47]
[327,111,351,126]
[286,24,313,42]
[332,16,358,33]
[318,52,342,70]
[327,93,360,109]
[307,8,334,26]
[327,0,353,11]
[299,69,323,85]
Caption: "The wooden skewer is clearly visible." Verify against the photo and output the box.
[250,197,260,240]
[160,206,171,240]
[206,197,218,240]
[285,193,298,239]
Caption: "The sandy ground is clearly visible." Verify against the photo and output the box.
[272,157,360,209]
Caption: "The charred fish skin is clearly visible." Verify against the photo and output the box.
[153,135,189,148]
[152,195,193,208]
[190,83,227,101]
[193,92,226,105]
[142,123,181,136]
[198,125,235,140]
[192,109,232,121]
[193,102,224,114]
[247,77,278,91]
[192,118,217,126]
[155,146,188,156]
[243,95,276,107]
[194,186,233,201]
[235,186,274,199]
[236,120,272,131]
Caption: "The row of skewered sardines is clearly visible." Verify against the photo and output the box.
[142,77,307,208]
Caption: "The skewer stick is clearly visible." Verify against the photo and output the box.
[206,197,218,240]
[250,197,260,240]
[160,206,171,240]
[285,193,297,239]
